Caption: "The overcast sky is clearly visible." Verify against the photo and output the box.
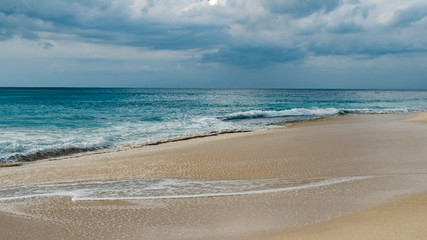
[1,0,427,88]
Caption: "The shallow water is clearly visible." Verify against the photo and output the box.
[0,176,372,201]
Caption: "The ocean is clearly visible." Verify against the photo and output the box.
[1,88,427,163]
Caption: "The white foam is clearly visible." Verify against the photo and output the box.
[76,176,372,201]
[0,116,245,162]
[344,108,411,114]
[0,107,417,162]
[0,176,372,202]
[225,108,341,120]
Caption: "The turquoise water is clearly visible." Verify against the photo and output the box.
[1,88,427,162]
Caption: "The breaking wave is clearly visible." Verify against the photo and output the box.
[223,108,340,120]
[0,130,249,163]
[223,108,412,120]
[3,146,107,163]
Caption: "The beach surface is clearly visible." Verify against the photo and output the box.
[1,113,427,239]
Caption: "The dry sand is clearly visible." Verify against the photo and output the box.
[259,192,427,240]
[1,113,427,240]
[404,112,427,123]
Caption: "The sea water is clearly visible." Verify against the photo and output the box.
[1,88,427,163]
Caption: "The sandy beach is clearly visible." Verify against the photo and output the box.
[1,113,427,240]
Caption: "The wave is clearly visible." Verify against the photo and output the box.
[3,146,106,163]
[223,108,413,120]
[0,107,415,163]
[340,108,411,114]
[0,130,250,163]
[223,108,341,120]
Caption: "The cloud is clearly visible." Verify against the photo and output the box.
[202,46,306,67]
[0,0,230,50]
[39,42,54,49]
[390,3,427,28]
[1,0,427,69]
[263,0,341,18]
[308,39,419,56]
[0,12,40,40]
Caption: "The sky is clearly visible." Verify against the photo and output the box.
[1,0,427,88]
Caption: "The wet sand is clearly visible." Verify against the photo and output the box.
[1,113,427,239]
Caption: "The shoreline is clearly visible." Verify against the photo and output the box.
[0,112,413,166]
[0,113,372,166]
[1,113,427,239]
[0,129,253,165]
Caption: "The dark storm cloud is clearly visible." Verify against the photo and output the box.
[202,46,306,67]
[0,12,39,40]
[0,0,229,51]
[1,0,427,68]
[263,0,341,17]
[308,40,420,56]
[390,3,427,28]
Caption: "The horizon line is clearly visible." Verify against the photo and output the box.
[1,87,427,91]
